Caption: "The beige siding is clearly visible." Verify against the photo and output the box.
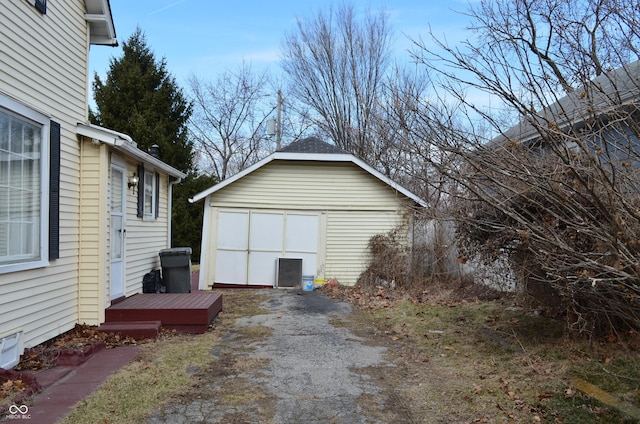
[204,160,414,286]
[78,142,108,325]
[212,161,408,211]
[0,1,90,349]
[324,211,405,284]
[75,147,175,321]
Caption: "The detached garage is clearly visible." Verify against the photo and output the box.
[191,137,426,289]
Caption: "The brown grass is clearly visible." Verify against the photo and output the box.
[339,286,640,423]
[59,290,270,424]
[49,285,640,423]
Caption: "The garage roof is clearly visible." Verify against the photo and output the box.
[279,137,348,154]
[191,137,427,207]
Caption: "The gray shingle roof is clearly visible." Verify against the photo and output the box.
[495,60,640,144]
[279,137,348,154]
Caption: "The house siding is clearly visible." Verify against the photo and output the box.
[202,160,413,286]
[212,161,407,211]
[0,0,90,349]
[75,147,175,323]
[124,169,171,297]
[324,211,406,284]
[78,142,108,325]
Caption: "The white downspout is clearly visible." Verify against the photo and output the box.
[167,176,182,248]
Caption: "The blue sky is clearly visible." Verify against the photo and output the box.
[89,0,477,89]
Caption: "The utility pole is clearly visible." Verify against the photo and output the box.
[276,89,282,150]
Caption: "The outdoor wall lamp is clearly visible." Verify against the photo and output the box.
[128,173,139,190]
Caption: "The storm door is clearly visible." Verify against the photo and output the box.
[109,164,126,300]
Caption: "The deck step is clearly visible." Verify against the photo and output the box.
[105,293,223,334]
[96,320,162,340]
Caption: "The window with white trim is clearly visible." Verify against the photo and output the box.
[0,95,50,271]
[137,165,159,220]
[143,169,155,218]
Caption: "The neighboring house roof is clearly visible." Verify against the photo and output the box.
[191,137,427,207]
[84,0,117,46]
[494,60,640,144]
[76,123,187,179]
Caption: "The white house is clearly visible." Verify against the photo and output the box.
[0,0,185,369]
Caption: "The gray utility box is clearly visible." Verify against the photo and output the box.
[159,247,192,293]
[276,258,302,288]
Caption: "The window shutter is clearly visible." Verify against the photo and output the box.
[155,173,160,218]
[48,121,60,260]
[34,0,46,14]
[137,164,144,217]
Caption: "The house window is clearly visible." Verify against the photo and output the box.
[144,170,155,218]
[0,94,50,271]
[137,165,160,220]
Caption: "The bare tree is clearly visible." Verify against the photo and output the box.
[409,0,640,335]
[281,3,392,163]
[188,64,274,181]
[375,64,446,204]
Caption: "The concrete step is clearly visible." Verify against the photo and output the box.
[96,320,161,340]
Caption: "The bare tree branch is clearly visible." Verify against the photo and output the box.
[411,0,640,335]
[187,63,274,180]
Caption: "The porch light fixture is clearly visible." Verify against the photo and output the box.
[128,173,139,190]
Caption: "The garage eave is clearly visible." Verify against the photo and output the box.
[190,151,427,208]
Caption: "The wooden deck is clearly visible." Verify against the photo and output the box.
[104,292,223,334]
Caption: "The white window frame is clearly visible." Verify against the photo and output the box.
[0,93,50,274]
[143,169,156,220]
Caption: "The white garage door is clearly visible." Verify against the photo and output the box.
[215,210,319,286]
[215,211,249,284]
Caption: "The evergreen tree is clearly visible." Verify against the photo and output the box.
[91,28,206,258]
[91,27,193,172]
[171,173,217,261]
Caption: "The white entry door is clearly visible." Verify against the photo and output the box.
[214,210,319,286]
[109,164,126,300]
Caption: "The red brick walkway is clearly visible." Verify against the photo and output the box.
[2,346,140,424]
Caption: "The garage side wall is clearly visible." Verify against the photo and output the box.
[324,210,405,285]
[201,161,412,286]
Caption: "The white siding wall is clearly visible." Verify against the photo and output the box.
[76,147,174,322]
[124,166,171,297]
[0,1,90,349]
[203,160,412,286]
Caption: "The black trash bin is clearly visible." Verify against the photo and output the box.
[159,247,192,293]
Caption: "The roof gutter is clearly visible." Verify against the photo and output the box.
[76,122,186,179]
[85,0,118,46]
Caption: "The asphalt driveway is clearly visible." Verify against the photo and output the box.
[147,289,414,423]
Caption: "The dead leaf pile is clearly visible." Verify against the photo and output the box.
[14,324,138,372]
[319,280,506,310]
[0,369,41,414]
